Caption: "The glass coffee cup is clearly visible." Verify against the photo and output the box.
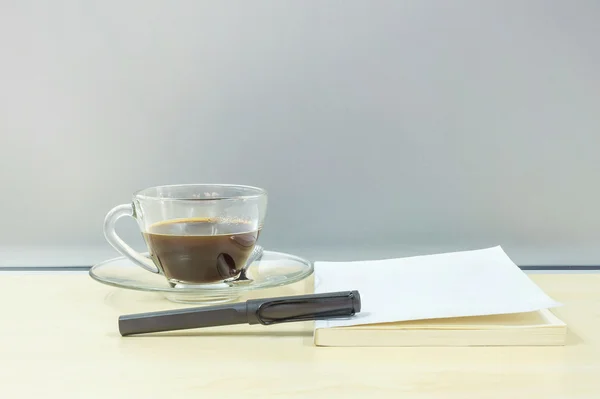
[103,184,267,285]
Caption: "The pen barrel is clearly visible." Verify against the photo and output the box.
[246,290,361,325]
[118,303,247,336]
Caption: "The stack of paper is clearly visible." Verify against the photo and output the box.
[313,246,566,346]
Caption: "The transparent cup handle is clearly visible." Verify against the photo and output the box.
[103,203,160,274]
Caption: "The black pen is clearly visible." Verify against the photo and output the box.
[118,290,361,336]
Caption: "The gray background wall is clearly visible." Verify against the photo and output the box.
[1,1,599,266]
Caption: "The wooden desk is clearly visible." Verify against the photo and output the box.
[1,273,599,398]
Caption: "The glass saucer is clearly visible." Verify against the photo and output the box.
[89,250,313,304]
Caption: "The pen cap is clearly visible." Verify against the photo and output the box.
[246,290,361,325]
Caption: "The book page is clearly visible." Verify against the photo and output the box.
[337,310,563,330]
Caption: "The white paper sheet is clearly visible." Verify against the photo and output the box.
[314,246,561,329]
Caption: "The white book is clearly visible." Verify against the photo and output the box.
[313,246,565,347]
[314,309,567,347]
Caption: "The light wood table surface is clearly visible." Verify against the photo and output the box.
[1,272,599,398]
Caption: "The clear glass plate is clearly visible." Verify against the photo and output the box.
[89,250,314,304]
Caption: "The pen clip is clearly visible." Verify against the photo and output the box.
[254,291,359,325]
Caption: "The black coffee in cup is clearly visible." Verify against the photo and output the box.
[143,218,260,284]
